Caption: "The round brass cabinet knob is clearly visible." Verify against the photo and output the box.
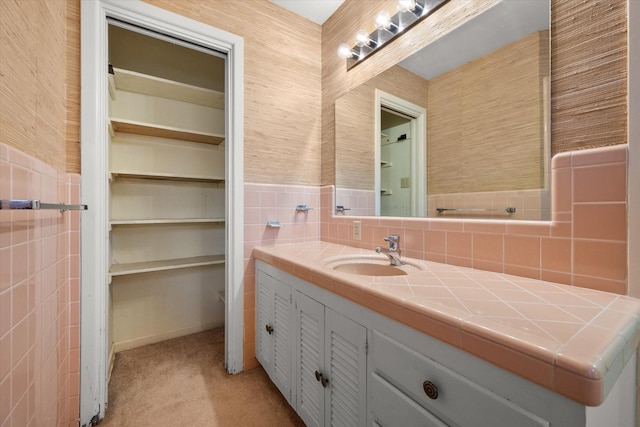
[423,380,438,400]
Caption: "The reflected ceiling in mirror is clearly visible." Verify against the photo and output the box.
[335,0,550,221]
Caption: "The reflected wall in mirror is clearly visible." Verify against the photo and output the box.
[335,0,551,220]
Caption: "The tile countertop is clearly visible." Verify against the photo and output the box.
[253,241,640,407]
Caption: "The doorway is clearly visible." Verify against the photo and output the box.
[375,90,427,217]
[80,2,244,425]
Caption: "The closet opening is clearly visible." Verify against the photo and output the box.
[80,2,244,423]
[374,89,427,217]
[106,22,227,365]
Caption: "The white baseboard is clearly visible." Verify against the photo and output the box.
[113,321,224,353]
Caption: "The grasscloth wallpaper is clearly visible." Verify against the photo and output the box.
[0,0,627,182]
[551,0,627,154]
[427,31,548,195]
[335,66,429,191]
[142,0,323,186]
[0,0,72,172]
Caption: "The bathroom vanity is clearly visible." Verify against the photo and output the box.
[254,242,639,427]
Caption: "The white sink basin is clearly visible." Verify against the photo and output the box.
[323,255,425,277]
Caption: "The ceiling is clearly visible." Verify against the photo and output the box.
[268,0,345,25]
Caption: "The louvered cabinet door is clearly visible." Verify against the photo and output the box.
[256,271,274,374]
[324,308,367,427]
[256,271,294,404]
[271,277,294,404]
[295,292,326,427]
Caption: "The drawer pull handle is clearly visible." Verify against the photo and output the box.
[315,370,329,388]
[265,324,274,335]
[423,381,438,400]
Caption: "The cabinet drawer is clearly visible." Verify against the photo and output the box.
[371,331,548,427]
[370,372,447,427]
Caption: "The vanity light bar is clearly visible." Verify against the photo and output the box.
[337,0,450,70]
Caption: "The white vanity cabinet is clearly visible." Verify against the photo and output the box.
[369,331,547,427]
[295,292,367,427]
[255,260,637,427]
[255,265,367,426]
[256,269,295,404]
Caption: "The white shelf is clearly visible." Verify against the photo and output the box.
[109,170,224,183]
[110,218,225,226]
[109,255,225,277]
[110,118,224,145]
[382,137,411,146]
[112,67,224,109]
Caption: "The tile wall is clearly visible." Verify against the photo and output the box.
[322,144,628,295]
[334,188,375,217]
[0,142,80,427]
[243,183,321,369]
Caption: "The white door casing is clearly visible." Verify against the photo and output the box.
[80,1,244,424]
[374,89,427,217]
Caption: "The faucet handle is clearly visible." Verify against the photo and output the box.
[383,235,399,250]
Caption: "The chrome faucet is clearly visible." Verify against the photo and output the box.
[375,235,405,266]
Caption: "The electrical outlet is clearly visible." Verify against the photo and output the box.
[353,220,361,240]
[400,177,410,188]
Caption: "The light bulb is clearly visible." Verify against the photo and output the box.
[375,11,398,33]
[375,11,392,29]
[337,43,355,59]
[355,29,370,47]
[397,0,416,12]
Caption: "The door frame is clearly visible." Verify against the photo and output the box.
[374,90,427,217]
[80,1,244,424]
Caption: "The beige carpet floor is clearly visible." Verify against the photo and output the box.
[99,328,305,426]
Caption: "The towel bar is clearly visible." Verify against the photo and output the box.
[1,199,88,213]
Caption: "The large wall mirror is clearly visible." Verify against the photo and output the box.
[335,0,550,220]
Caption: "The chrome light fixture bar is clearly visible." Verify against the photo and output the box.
[337,0,450,70]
